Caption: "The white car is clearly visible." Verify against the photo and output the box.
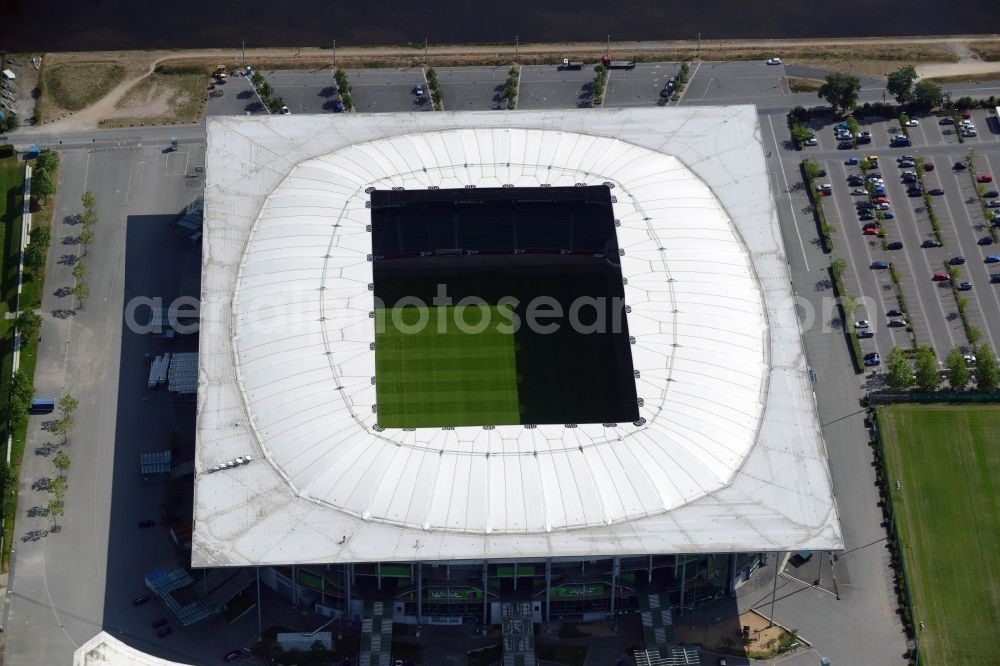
[767,57,782,65]
[804,137,818,146]
[855,320,870,329]
[904,119,919,127]
[280,105,290,115]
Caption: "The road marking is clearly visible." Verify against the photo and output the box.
[124,150,137,207]
[766,114,809,271]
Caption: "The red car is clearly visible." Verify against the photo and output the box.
[962,110,973,119]
[978,174,993,183]
[863,227,879,235]
[924,163,935,171]
[873,196,891,204]
[933,272,950,281]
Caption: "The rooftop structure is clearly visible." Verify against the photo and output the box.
[195,107,842,567]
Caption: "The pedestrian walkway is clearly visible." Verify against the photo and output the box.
[359,600,393,666]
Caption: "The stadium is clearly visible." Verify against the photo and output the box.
[195,108,842,640]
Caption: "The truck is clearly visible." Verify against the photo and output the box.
[214,65,228,82]
[560,58,584,70]
[600,55,635,69]
[29,398,55,414]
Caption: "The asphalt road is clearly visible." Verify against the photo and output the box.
[3,62,1000,666]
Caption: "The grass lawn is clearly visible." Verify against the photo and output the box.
[100,68,209,127]
[878,404,1000,666]
[786,77,824,93]
[374,305,520,428]
[41,62,126,116]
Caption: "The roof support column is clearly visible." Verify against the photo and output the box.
[678,555,687,612]
[345,564,352,620]
[482,562,489,627]
[545,559,552,623]
[610,557,619,616]
[291,565,298,607]
[417,562,423,625]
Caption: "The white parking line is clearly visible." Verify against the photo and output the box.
[766,114,809,271]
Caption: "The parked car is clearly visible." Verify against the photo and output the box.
[873,196,890,204]
[929,188,944,196]
[883,210,895,219]
[845,157,859,165]
[988,200,1000,208]
[954,162,967,170]
[908,187,924,197]
[958,281,973,291]
[962,110,973,119]
[977,174,993,183]
[848,175,864,186]
[949,256,966,265]
[887,309,903,317]
[837,141,853,150]
[280,105,290,115]
[887,241,904,250]
[852,188,868,195]
[888,319,907,327]
[924,163,935,171]
[767,57,782,65]
[921,239,942,248]
[939,117,955,125]
[871,260,890,269]
[864,352,881,366]
[979,237,994,246]
[904,118,919,126]
[857,329,874,339]
[986,255,1000,263]
[863,226,879,234]
[985,191,999,198]
[933,272,951,280]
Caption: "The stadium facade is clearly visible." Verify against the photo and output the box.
[196,108,842,625]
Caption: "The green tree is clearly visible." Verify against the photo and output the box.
[78,228,94,256]
[914,346,939,391]
[71,282,90,310]
[58,394,78,418]
[71,261,87,281]
[886,66,917,104]
[258,81,273,100]
[35,151,58,175]
[23,243,45,271]
[803,158,822,180]
[818,73,861,114]
[47,476,67,503]
[946,346,970,390]
[81,190,96,211]
[841,295,860,321]
[790,124,812,148]
[33,167,55,199]
[975,345,1000,390]
[53,416,75,444]
[955,96,974,111]
[30,226,50,247]
[831,258,847,279]
[912,80,944,111]
[968,325,983,349]
[79,210,97,229]
[14,310,42,342]
[251,71,264,88]
[885,347,912,390]
[846,116,859,146]
[4,370,35,424]
[949,265,960,282]
[53,450,71,479]
[47,499,64,531]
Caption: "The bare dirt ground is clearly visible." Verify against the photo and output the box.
[31,35,1000,131]
[675,609,801,659]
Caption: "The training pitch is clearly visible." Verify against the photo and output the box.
[374,305,520,428]
[878,403,1000,666]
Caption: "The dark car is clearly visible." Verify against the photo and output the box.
[139,519,155,528]
[958,281,973,291]
[954,161,967,170]
[151,617,168,629]
[857,202,874,210]
[888,318,907,327]
[848,176,864,186]
[887,241,904,250]
[859,212,875,221]
[864,352,881,366]
[132,594,150,607]
[924,163,935,171]
[156,626,172,638]
[908,187,924,197]
[940,117,955,125]
[921,239,943,248]
[838,141,853,150]
[985,191,999,198]
[929,188,944,196]
[979,237,994,246]
[332,100,345,113]
[887,309,903,317]
[224,651,242,663]
[949,256,966,265]
[857,330,874,339]
[871,260,890,269]
[991,274,1000,283]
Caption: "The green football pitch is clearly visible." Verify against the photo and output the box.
[374,305,521,428]
[878,404,1000,666]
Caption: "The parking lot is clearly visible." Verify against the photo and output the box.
[804,110,1000,366]
[436,66,509,111]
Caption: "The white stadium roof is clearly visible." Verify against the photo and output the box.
[195,107,842,567]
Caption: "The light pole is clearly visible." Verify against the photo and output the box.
[606,34,611,58]
[515,34,519,62]
[333,40,336,67]
[697,32,702,60]
[423,37,428,64]
[768,551,780,627]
